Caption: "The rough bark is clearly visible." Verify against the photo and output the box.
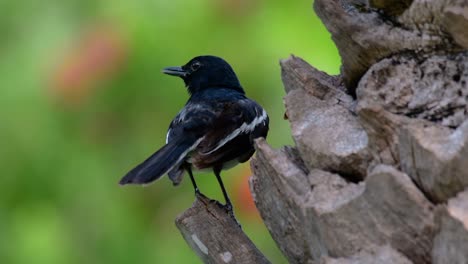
[357,53,468,128]
[432,188,468,264]
[399,120,468,203]
[319,245,413,264]
[249,139,316,263]
[177,0,468,263]
[175,194,270,264]
[251,142,434,263]
[313,0,465,96]
[285,87,370,180]
[248,0,468,263]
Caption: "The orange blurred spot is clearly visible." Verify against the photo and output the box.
[233,165,262,220]
[211,0,261,20]
[50,24,127,107]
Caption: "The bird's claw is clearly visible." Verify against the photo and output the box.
[194,190,210,202]
[224,203,241,228]
[224,203,233,212]
[205,199,242,228]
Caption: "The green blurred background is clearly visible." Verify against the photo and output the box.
[0,0,340,263]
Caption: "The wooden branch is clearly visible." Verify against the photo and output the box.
[175,194,270,264]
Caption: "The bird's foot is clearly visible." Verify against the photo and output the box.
[207,200,242,228]
[224,202,233,212]
[224,203,241,229]
[194,190,210,202]
[194,188,203,197]
[207,197,223,207]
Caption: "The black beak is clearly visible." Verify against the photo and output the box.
[162,66,188,77]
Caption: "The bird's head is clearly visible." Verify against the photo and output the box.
[162,55,244,94]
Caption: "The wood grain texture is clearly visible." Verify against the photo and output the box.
[319,245,413,264]
[313,0,465,96]
[433,189,468,263]
[175,194,270,264]
[251,143,434,263]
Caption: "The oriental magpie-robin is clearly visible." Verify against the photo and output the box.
[119,55,269,211]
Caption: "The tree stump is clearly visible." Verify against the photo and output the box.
[177,0,468,263]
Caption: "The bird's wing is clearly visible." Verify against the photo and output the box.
[166,102,218,144]
[119,135,204,185]
[197,98,269,155]
[120,104,216,185]
[161,98,268,174]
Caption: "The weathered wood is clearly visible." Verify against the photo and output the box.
[357,105,407,167]
[432,188,468,263]
[369,0,413,16]
[357,52,468,128]
[443,4,468,49]
[280,56,354,112]
[313,0,450,95]
[251,139,435,263]
[249,139,312,264]
[399,120,468,203]
[178,0,468,262]
[319,245,413,264]
[399,0,468,51]
[285,88,370,180]
[281,56,370,180]
[175,194,270,264]
[307,165,435,263]
[313,0,467,96]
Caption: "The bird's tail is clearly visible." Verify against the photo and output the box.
[119,136,202,185]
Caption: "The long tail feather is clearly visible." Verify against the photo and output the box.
[119,137,201,185]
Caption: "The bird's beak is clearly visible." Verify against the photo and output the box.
[162,66,188,77]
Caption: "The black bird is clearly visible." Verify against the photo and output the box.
[120,55,269,211]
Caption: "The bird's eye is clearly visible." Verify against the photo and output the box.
[191,62,201,71]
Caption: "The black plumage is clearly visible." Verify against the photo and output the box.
[120,55,269,210]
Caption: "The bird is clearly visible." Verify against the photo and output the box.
[119,55,269,212]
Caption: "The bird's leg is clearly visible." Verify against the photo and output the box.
[214,167,233,212]
[186,166,200,195]
[214,167,240,227]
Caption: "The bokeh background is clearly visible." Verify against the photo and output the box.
[0,0,340,263]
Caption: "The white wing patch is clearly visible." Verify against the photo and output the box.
[166,104,203,144]
[162,137,205,176]
[166,129,171,144]
[138,137,204,179]
[203,109,267,155]
[175,103,203,123]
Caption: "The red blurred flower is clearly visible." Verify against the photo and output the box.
[50,24,127,107]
